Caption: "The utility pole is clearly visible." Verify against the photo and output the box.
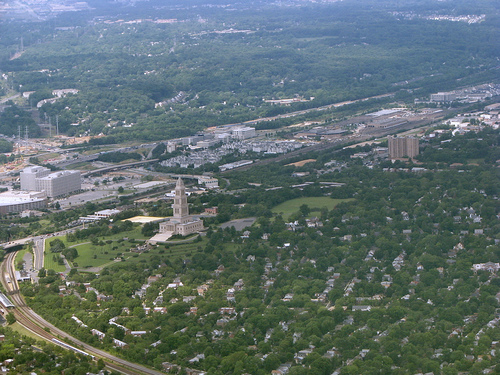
[17,126,21,154]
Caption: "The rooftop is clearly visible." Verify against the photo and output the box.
[0,191,46,206]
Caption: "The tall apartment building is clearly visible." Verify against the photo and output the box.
[388,136,419,159]
[20,166,81,197]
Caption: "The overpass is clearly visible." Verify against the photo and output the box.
[82,159,159,177]
[1,238,33,251]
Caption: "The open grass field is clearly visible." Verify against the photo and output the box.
[272,197,354,219]
[160,238,207,259]
[76,236,208,271]
[66,162,96,170]
[38,153,60,162]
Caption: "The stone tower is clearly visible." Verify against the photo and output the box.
[172,177,189,219]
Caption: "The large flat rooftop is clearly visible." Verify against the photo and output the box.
[0,191,46,206]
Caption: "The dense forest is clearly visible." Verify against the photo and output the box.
[0,0,498,141]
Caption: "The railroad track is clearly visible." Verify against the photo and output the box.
[0,251,165,375]
[222,107,457,173]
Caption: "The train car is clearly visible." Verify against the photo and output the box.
[51,338,95,360]
[0,293,14,308]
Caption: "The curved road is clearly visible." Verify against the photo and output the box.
[0,251,165,375]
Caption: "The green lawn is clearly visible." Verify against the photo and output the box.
[77,236,208,270]
[43,251,66,273]
[66,162,96,170]
[44,226,206,271]
[272,197,354,220]
[15,250,29,270]
[160,238,207,259]
[10,322,41,340]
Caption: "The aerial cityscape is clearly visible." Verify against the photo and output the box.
[0,0,499,374]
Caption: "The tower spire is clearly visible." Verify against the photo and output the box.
[173,178,189,219]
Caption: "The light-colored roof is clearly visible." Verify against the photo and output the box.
[125,216,166,223]
[0,191,46,206]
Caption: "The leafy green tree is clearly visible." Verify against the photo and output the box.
[49,238,65,253]
[6,313,15,325]
[0,139,13,153]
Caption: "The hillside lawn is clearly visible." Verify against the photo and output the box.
[43,252,66,273]
[272,197,354,220]
[44,225,208,270]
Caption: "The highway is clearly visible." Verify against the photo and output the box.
[33,237,44,272]
[0,251,165,375]
[82,159,159,177]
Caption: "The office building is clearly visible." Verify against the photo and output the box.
[20,166,81,198]
[36,170,81,198]
[20,166,51,191]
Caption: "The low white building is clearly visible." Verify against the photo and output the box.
[473,263,500,272]
[0,190,47,215]
[430,92,457,102]
[198,177,219,189]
